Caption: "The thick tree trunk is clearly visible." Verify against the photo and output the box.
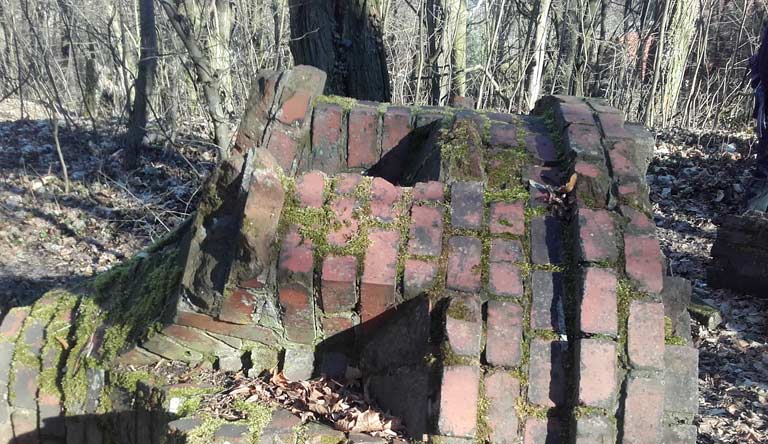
[288,0,390,102]
[124,0,158,169]
[660,0,699,125]
[425,0,468,105]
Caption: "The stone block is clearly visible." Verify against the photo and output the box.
[664,345,698,416]
[628,301,665,370]
[573,415,615,444]
[282,348,314,381]
[141,334,203,363]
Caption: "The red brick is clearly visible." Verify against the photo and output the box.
[279,284,315,344]
[370,177,401,222]
[490,202,525,235]
[278,90,312,125]
[489,123,517,147]
[296,171,326,208]
[322,316,355,337]
[597,112,632,140]
[162,324,236,355]
[278,228,314,286]
[621,205,655,234]
[485,301,523,367]
[490,239,524,263]
[528,339,567,407]
[348,107,380,168]
[445,296,482,357]
[310,104,344,173]
[437,366,480,437]
[413,181,444,201]
[408,205,444,257]
[566,124,603,160]
[624,235,664,294]
[361,229,400,328]
[450,182,484,230]
[618,182,641,199]
[578,339,618,408]
[0,307,29,339]
[321,255,358,313]
[559,103,595,125]
[609,142,636,177]
[580,268,618,335]
[485,372,520,444]
[403,259,439,299]
[628,301,665,370]
[381,107,411,154]
[115,348,161,366]
[327,197,361,247]
[488,262,523,297]
[219,288,257,324]
[622,376,664,444]
[578,208,618,262]
[266,128,299,172]
[447,236,482,292]
[336,173,363,194]
[175,311,278,343]
[523,418,563,444]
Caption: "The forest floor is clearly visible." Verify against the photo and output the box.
[0,98,766,442]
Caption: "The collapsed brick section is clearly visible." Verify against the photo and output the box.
[0,69,697,444]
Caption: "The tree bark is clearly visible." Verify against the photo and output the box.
[288,0,390,102]
[124,0,158,169]
[526,0,553,111]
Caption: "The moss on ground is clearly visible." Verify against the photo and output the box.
[232,399,274,444]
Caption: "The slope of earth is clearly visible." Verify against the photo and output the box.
[0,99,214,306]
[650,128,768,443]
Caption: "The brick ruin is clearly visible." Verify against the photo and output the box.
[0,66,698,444]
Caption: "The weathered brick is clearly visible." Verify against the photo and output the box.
[526,165,563,187]
[523,417,563,444]
[141,334,203,363]
[0,342,15,385]
[114,347,161,366]
[278,227,314,288]
[624,235,664,294]
[447,236,482,292]
[485,372,520,444]
[279,284,315,344]
[278,90,312,126]
[628,301,664,370]
[12,366,38,410]
[282,348,314,381]
[219,288,257,325]
[578,339,618,408]
[490,202,525,235]
[370,178,401,222]
[489,123,517,147]
[580,268,618,336]
[213,423,250,444]
[530,216,562,264]
[622,376,664,444]
[361,229,400,328]
[573,160,610,207]
[348,106,380,168]
[489,239,524,263]
[0,307,29,340]
[488,262,523,297]
[321,255,358,313]
[437,366,480,437]
[161,324,236,356]
[664,345,698,416]
[531,271,565,332]
[276,66,326,125]
[327,196,361,247]
[663,424,697,444]
[559,103,595,125]
[336,173,362,194]
[311,103,344,173]
[609,142,638,177]
[296,171,326,208]
[450,182,484,230]
[597,112,632,140]
[11,409,37,443]
[485,301,523,367]
[573,415,615,444]
[403,259,439,299]
[525,133,558,165]
[260,409,302,444]
[408,205,444,257]
[445,296,482,357]
[322,316,355,338]
[413,181,444,201]
[566,124,604,160]
[175,311,278,344]
[39,392,65,438]
[578,208,618,262]
[621,205,655,235]
[415,112,447,127]
[266,128,299,172]
[305,422,347,444]
[528,339,567,407]
[235,71,281,152]
[381,107,411,154]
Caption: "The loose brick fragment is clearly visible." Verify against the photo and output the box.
[447,236,482,292]
[528,339,567,407]
[408,205,444,257]
[485,301,523,367]
[403,259,439,299]
[162,324,237,356]
[321,255,358,313]
[490,202,525,235]
[578,208,618,263]
[445,296,482,357]
[578,339,618,408]
[624,235,664,294]
[175,311,278,343]
[580,268,618,336]
[437,366,480,437]
[485,372,520,444]
[628,301,665,370]
[450,182,484,230]
[622,376,664,444]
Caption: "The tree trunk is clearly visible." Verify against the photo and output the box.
[425,0,467,105]
[526,0,553,111]
[124,0,158,169]
[288,0,390,102]
[660,0,699,125]
[211,0,233,113]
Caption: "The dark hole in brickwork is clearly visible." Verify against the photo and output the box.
[366,121,442,187]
